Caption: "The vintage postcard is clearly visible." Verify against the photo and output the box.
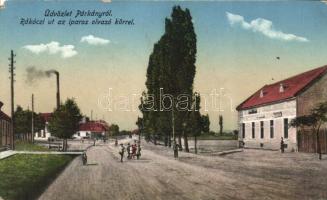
[1,0,327,200]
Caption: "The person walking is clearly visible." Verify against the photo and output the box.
[119,144,125,162]
[173,142,178,158]
[280,137,285,153]
[132,144,137,159]
[127,143,131,159]
[136,144,141,160]
[82,152,87,165]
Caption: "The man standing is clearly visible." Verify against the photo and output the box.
[280,137,285,153]
[127,143,131,159]
[173,142,178,158]
[119,144,125,162]
[136,144,141,160]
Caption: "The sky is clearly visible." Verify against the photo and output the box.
[1,0,327,131]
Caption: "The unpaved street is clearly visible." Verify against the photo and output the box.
[39,139,327,200]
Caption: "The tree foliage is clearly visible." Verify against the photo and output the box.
[109,124,120,136]
[290,101,327,160]
[48,99,82,151]
[139,6,204,150]
[14,105,45,137]
[219,115,223,135]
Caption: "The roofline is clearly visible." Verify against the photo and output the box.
[236,65,327,111]
[294,70,327,97]
[236,97,296,111]
[236,86,266,111]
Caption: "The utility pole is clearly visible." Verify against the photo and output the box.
[31,94,34,143]
[9,50,16,150]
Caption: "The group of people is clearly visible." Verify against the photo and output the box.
[119,141,141,162]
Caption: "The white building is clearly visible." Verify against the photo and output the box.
[34,113,52,140]
[73,121,109,139]
[237,65,327,152]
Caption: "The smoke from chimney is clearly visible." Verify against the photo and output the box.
[26,67,58,84]
[25,67,60,109]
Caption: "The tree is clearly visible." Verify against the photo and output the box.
[14,105,45,142]
[48,99,82,151]
[140,6,198,151]
[201,114,210,133]
[290,102,327,160]
[109,124,120,136]
[189,93,202,154]
[219,115,223,135]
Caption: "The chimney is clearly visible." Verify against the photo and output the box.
[0,101,3,110]
[55,71,60,109]
[279,83,285,93]
[260,90,264,98]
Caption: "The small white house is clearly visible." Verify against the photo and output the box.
[74,121,108,139]
[34,113,52,140]
[237,65,327,152]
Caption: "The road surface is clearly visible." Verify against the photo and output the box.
[39,139,327,200]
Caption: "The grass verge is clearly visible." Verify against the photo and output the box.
[0,154,74,200]
[15,141,50,152]
[197,134,237,140]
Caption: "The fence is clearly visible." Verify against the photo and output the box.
[297,129,327,154]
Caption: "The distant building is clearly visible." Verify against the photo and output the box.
[34,113,52,140]
[0,101,12,148]
[237,65,327,152]
[74,120,109,139]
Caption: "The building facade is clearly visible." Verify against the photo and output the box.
[74,120,109,139]
[237,65,327,152]
[0,101,12,148]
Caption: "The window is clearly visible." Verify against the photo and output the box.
[78,132,80,136]
[284,118,289,138]
[248,109,257,114]
[242,123,245,138]
[270,120,274,138]
[252,122,255,138]
[260,121,264,139]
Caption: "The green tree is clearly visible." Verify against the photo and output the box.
[290,102,327,160]
[109,124,120,136]
[140,6,198,151]
[188,93,202,154]
[201,114,210,133]
[14,106,45,142]
[48,99,82,151]
[219,115,223,135]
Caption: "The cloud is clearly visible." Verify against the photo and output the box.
[80,35,110,45]
[226,12,309,42]
[23,41,77,58]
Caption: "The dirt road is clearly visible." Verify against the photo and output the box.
[39,139,327,200]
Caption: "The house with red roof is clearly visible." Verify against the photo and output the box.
[74,120,109,139]
[237,65,327,151]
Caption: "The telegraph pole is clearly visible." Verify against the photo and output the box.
[9,50,16,150]
[31,94,34,143]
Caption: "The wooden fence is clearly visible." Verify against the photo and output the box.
[297,130,327,154]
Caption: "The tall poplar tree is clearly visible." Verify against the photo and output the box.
[140,6,198,149]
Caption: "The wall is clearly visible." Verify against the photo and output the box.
[297,73,327,119]
[238,99,297,151]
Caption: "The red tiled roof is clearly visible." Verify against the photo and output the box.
[79,122,108,132]
[40,113,52,122]
[237,65,327,110]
